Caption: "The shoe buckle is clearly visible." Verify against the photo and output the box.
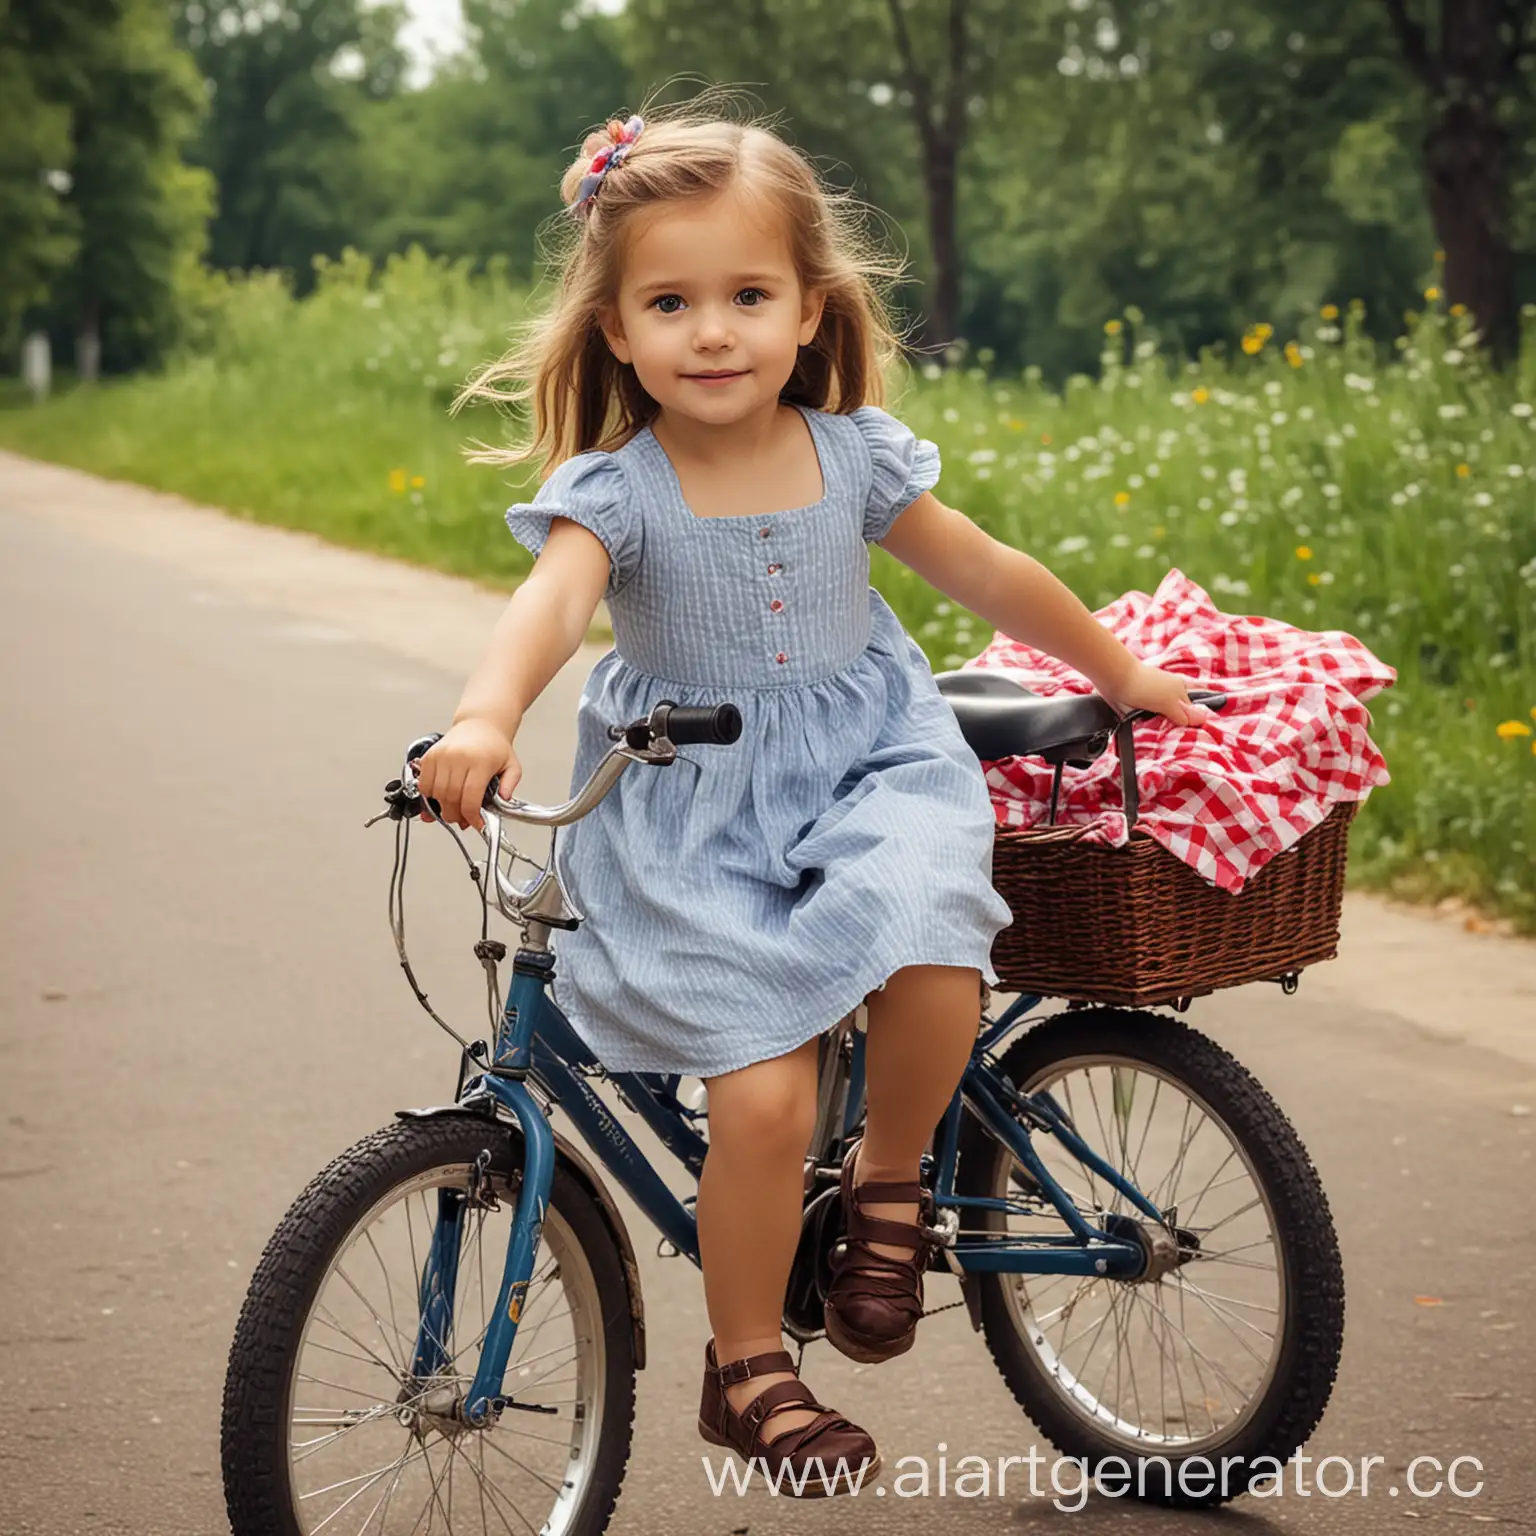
[718,1357,755,1385]
[920,1208,959,1248]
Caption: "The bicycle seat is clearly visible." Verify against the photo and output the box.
[934,670,1120,763]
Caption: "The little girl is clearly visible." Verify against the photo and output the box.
[416,97,1210,1492]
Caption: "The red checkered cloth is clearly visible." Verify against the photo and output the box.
[964,568,1396,892]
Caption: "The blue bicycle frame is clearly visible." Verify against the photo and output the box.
[412,948,1165,1425]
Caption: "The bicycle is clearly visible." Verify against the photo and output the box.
[221,679,1345,1533]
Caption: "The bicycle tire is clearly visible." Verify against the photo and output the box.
[221,1115,636,1535]
[956,1006,1345,1509]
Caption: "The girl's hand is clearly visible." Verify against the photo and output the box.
[414,718,523,831]
[1105,660,1217,728]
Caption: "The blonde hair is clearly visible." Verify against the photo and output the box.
[451,85,912,478]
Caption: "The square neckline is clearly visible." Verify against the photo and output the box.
[640,402,829,522]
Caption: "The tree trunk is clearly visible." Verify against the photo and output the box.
[887,0,969,354]
[1384,0,1525,366]
[76,299,101,383]
[922,131,961,349]
[1424,100,1515,364]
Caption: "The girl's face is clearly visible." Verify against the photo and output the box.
[599,185,825,426]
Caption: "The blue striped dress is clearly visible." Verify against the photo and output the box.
[505,402,1014,1076]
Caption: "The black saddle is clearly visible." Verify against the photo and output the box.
[934,670,1228,828]
[934,670,1122,766]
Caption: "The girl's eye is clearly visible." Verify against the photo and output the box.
[648,289,769,314]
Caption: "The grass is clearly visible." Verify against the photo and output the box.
[3,252,1532,931]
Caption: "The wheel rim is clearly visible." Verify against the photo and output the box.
[281,1162,605,1534]
[979,1052,1286,1454]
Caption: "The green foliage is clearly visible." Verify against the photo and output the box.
[343,0,633,279]
[1,261,1531,928]
[170,0,407,285]
[41,0,215,369]
[0,0,213,366]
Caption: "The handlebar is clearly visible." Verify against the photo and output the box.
[382,697,743,832]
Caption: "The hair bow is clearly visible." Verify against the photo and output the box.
[571,115,645,214]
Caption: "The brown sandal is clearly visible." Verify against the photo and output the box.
[697,1338,880,1495]
[823,1138,938,1363]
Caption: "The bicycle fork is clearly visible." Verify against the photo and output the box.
[405,962,560,1428]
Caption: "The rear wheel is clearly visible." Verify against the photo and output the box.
[222,1116,636,1535]
[956,1007,1344,1508]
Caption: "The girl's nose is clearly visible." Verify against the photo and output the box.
[693,307,735,348]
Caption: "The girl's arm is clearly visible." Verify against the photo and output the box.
[879,493,1212,725]
[417,518,611,830]
[452,517,612,739]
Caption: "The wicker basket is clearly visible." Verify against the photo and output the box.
[988,801,1357,1006]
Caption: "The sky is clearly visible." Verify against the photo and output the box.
[390,0,467,86]
[388,0,627,85]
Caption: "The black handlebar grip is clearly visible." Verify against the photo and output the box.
[664,702,743,746]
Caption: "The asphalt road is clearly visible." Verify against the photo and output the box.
[2,456,1534,1535]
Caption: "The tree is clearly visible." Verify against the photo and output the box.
[623,0,1056,352]
[1380,0,1536,365]
[47,0,214,374]
[171,0,407,284]
[346,0,633,277]
[0,0,120,354]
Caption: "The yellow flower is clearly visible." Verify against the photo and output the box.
[1104,319,1123,335]
[1307,572,1321,586]
[1450,303,1467,317]
[1320,303,1339,321]
[388,467,407,493]
[1254,322,1274,340]
[1241,335,1264,355]
[1114,490,1131,507]
[1191,386,1210,405]
[1495,719,1533,740]
[1285,340,1303,368]
[1008,418,1026,431]
[1425,285,1442,302]
[1531,705,1536,721]
[1152,524,1166,538]
[410,474,426,489]
[1434,248,1445,263]
[1295,545,1313,560]
[1455,462,1471,478]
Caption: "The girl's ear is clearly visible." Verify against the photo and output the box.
[598,304,632,364]
[798,288,827,346]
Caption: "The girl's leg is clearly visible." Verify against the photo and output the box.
[697,1034,822,1438]
[856,964,982,1254]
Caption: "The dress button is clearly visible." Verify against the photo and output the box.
[767,562,782,575]
[775,651,789,664]
[758,527,772,539]
[769,598,784,613]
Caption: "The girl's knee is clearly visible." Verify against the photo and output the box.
[705,1059,817,1158]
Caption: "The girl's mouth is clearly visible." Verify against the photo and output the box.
[685,370,748,385]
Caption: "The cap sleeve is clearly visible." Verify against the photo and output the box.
[504,451,640,598]
[851,404,942,543]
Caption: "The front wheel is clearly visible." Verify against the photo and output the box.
[956,1007,1345,1508]
[221,1116,636,1536]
